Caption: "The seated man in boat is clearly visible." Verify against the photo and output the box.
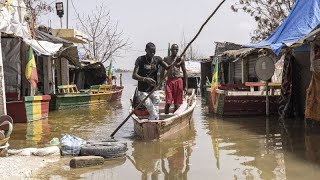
[161,44,187,114]
[132,42,172,120]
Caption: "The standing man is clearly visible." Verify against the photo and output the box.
[162,44,188,114]
[132,42,171,120]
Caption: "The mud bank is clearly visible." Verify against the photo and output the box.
[0,156,60,179]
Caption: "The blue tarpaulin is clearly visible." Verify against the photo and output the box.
[246,0,320,55]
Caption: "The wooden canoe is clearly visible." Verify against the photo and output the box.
[50,85,123,111]
[131,89,197,140]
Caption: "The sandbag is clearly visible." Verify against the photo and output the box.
[8,146,60,156]
[60,134,86,156]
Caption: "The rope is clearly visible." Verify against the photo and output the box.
[110,0,226,137]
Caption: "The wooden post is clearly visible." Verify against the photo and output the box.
[56,58,62,86]
[120,73,122,87]
[61,57,69,85]
[265,81,269,116]
[0,36,7,115]
[52,58,56,94]
[266,117,270,154]
[43,57,49,94]
[241,58,248,83]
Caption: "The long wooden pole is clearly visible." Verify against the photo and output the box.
[110,0,226,137]
[0,36,7,115]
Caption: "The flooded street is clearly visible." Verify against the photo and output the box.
[9,72,320,179]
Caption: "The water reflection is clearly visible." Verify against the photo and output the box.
[10,100,123,149]
[26,120,51,145]
[130,122,196,180]
[305,119,320,164]
[205,116,287,179]
[8,72,320,180]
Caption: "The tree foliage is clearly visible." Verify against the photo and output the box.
[24,0,53,22]
[231,0,295,42]
[74,4,129,64]
[24,0,53,37]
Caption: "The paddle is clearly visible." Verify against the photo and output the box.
[110,0,226,137]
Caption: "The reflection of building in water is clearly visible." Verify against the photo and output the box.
[130,123,196,180]
[26,120,50,145]
[278,118,320,179]
[206,117,287,179]
[300,119,320,179]
[305,119,320,164]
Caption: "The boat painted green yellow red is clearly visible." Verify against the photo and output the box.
[6,95,51,123]
[50,85,123,110]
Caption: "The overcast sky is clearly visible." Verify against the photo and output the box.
[41,0,256,69]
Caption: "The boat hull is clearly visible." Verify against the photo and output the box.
[6,95,51,123]
[50,86,123,111]
[207,88,280,115]
[132,90,197,140]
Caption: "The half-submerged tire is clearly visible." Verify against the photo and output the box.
[80,141,127,158]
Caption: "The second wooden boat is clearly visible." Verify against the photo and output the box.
[50,85,123,111]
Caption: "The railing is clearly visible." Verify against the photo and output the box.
[90,85,113,94]
[57,85,79,94]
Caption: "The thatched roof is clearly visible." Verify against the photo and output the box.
[222,48,258,59]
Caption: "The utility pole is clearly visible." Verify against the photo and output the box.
[66,0,69,28]
[55,2,64,28]
[60,18,63,28]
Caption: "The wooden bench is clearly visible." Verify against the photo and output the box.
[245,82,281,95]
[57,85,79,94]
[90,85,113,94]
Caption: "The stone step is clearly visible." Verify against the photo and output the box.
[70,156,104,168]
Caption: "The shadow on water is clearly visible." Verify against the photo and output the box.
[8,72,320,179]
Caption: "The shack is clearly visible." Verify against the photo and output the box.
[245,0,320,120]
[0,1,71,122]
[185,60,201,95]
[2,33,65,123]
[207,46,281,115]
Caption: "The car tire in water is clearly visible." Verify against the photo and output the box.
[80,141,127,158]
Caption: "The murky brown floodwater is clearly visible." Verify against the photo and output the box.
[8,72,320,179]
